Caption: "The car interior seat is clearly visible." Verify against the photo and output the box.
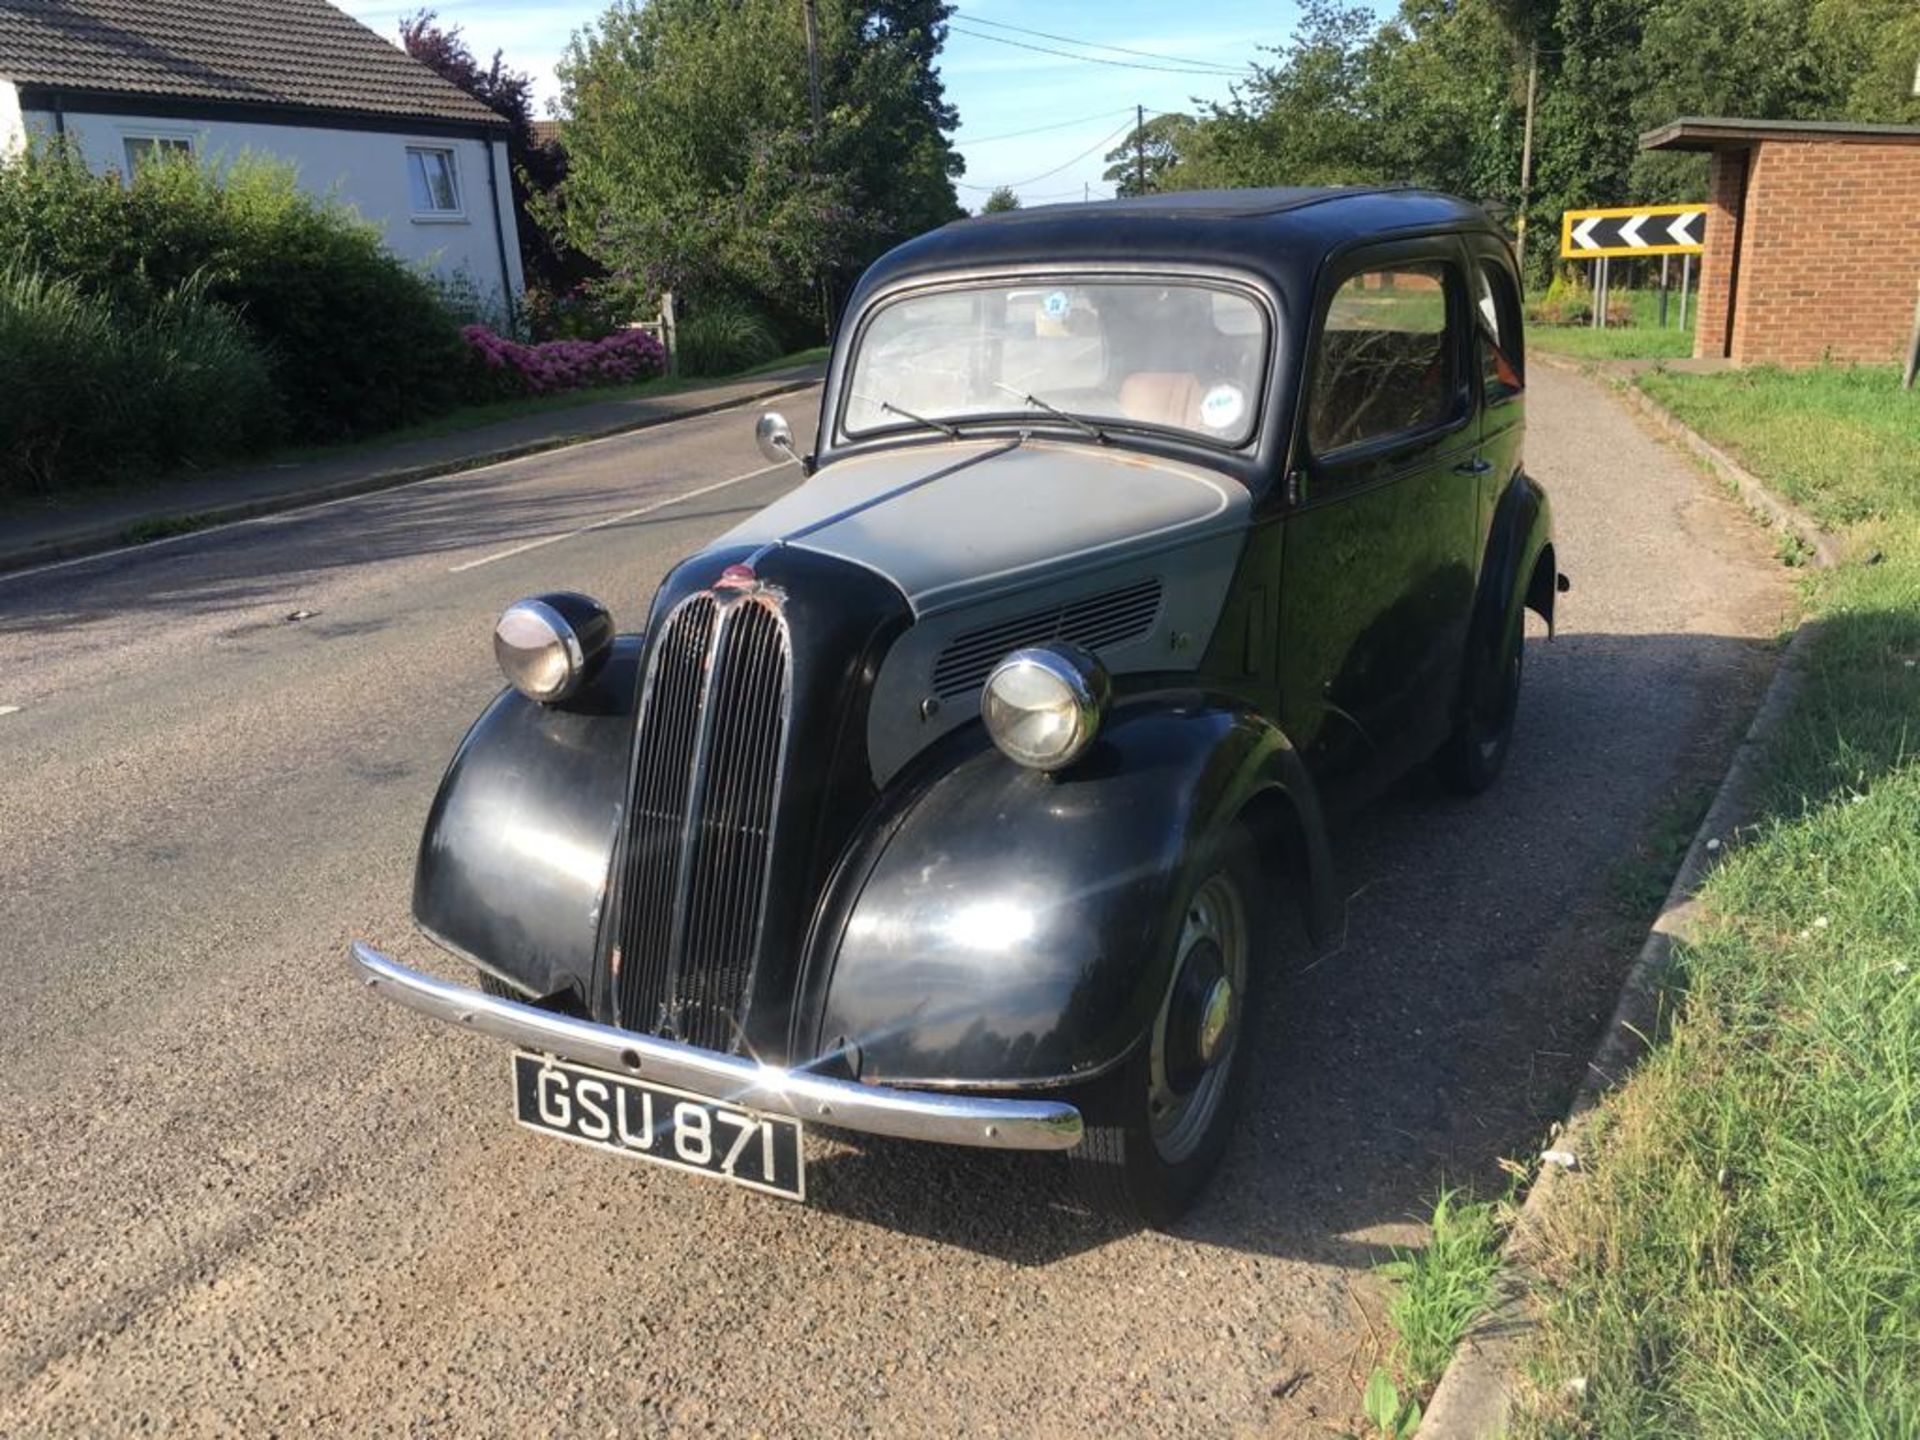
[1118,371,1204,429]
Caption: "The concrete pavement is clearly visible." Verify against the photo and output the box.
[0,368,1789,1435]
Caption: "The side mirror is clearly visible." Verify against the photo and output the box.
[755,411,799,466]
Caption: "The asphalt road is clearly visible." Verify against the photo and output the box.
[0,369,1788,1436]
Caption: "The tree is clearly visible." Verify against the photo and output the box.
[981,185,1020,213]
[1150,0,1920,287]
[399,10,581,296]
[552,0,964,340]
[1171,2,1387,191]
[1101,114,1195,197]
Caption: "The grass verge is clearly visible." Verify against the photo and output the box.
[1529,288,1696,363]
[1516,363,1920,1436]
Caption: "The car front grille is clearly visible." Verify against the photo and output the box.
[613,589,791,1051]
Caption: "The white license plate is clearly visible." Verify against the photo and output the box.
[512,1052,805,1201]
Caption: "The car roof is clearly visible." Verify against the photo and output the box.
[849,186,1503,310]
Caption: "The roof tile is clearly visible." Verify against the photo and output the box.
[0,0,505,128]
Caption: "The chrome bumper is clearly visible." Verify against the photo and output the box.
[348,943,1083,1152]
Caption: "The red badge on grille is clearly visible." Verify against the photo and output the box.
[716,562,757,589]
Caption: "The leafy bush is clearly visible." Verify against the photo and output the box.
[0,264,278,495]
[430,267,520,337]
[1527,267,1634,328]
[0,144,469,444]
[522,283,635,342]
[460,324,666,395]
[675,297,781,377]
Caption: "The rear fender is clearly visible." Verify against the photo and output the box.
[1464,472,1555,699]
[412,637,639,1000]
[798,696,1336,1088]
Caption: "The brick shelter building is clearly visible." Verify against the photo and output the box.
[1639,118,1920,365]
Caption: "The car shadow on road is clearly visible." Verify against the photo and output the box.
[776,625,1785,1268]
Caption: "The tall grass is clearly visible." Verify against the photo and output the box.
[1520,366,1920,1436]
[0,265,278,494]
[1379,1189,1508,1389]
[676,297,781,377]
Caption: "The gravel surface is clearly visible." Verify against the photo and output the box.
[0,369,1788,1436]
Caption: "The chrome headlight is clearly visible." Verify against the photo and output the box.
[981,643,1111,772]
[493,592,614,704]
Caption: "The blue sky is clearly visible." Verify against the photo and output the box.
[339,1,1324,208]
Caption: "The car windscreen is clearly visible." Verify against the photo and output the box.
[842,280,1270,447]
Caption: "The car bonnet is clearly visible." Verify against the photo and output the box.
[713,440,1251,618]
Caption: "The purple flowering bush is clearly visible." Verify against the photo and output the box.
[460,324,667,397]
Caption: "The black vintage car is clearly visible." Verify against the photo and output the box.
[351,186,1561,1225]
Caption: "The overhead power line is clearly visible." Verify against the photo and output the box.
[954,118,1137,192]
[963,106,1140,145]
[957,14,1248,75]
[947,23,1251,77]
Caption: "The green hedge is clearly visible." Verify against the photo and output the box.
[0,144,473,480]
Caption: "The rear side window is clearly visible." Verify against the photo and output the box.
[1475,260,1524,402]
[1308,263,1457,455]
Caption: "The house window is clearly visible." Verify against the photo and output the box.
[406,146,462,216]
[123,135,193,174]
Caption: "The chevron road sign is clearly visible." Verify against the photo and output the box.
[1560,203,1706,259]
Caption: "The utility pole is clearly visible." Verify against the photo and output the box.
[802,0,824,141]
[1516,38,1537,268]
[802,0,828,338]
[1135,102,1147,195]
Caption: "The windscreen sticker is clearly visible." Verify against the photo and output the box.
[1041,290,1072,321]
[1200,383,1246,431]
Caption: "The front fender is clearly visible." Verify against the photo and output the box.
[801,696,1334,1088]
[412,637,639,1000]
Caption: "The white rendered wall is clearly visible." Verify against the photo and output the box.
[0,80,24,159]
[18,107,525,304]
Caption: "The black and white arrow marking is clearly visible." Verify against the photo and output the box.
[1567,209,1704,253]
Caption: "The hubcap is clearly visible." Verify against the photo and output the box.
[1197,977,1234,1064]
[1148,872,1248,1164]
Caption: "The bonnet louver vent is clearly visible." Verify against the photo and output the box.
[932,578,1164,699]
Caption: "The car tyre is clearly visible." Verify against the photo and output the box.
[1437,605,1524,796]
[1066,823,1268,1229]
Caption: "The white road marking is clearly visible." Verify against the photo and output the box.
[0,705,19,717]
[446,461,788,573]
[0,388,814,589]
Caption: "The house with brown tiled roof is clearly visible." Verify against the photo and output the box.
[0,0,525,305]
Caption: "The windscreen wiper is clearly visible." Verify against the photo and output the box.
[992,382,1108,444]
[856,392,963,440]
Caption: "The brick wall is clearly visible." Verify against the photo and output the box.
[1692,151,1748,361]
[1706,137,1920,365]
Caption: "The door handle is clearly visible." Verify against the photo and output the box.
[1452,456,1492,475]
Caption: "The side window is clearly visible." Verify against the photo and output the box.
[122,135,193,176]
[1475,260,1524,402]
[406,146,463,216]
[1308,263,1459,456]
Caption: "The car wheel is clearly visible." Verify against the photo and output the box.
[1437,606,1525,796]
[1067,824,1266,1229]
